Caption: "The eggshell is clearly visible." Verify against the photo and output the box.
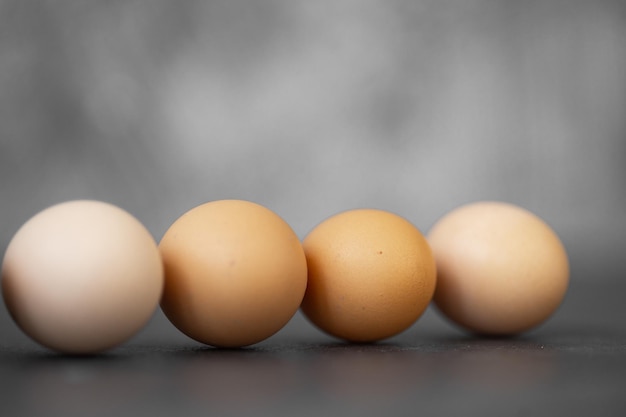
[158,199,307,348]
[427,201,569,336]
[1,200,164,354]
[301,209,436,343]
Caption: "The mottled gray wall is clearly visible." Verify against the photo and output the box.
[1,1,625,343]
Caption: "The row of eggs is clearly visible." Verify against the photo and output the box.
[1,199,569,354]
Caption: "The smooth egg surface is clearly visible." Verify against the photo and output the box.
[427,201,569,336]
[158,199,307,348]
[301,209,436,343]
[1,200,164,354]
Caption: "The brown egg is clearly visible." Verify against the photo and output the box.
[1,200,164,354]
[158,200,307,348]
[427,201,569,336]
[301,209,436,343]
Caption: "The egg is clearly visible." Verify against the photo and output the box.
[158,199,307,348]
[301,209,437,343]
[427,201,569,336]
[1,200,164,354]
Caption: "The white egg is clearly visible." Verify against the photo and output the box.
[1,200,163,354]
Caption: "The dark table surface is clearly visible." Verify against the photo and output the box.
[1,254,625,417]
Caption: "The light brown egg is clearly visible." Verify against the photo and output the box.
[301,209,436,343]
[158,199,307,348]
[427,201,569,336]
[1,200,164,354]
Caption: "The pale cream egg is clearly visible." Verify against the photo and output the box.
[427,201,570,336]
[1,200,164,354]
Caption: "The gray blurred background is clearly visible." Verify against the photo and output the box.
[1,1,625,344]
